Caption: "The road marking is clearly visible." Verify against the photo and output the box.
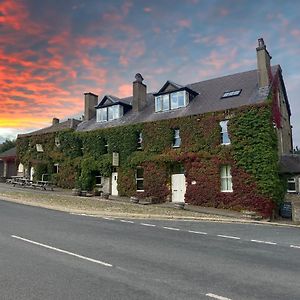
[290,245,300,249]
[251,239,277,245]
[11,235,113,267]
[120,220,134,224]
[140,223,156,227]
[217,234,240,240]
[188,230,207,235]
[162,226,180,231]
[206,293,232,300]
[102,217,114,220]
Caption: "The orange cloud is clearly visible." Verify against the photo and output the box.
[118,84,132,97]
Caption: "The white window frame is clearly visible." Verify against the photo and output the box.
[137,132,143,150]
[96,105,123,123]
[36,144,44,152]
[221,165,233,192]
[54,163,59,174]
[173,129,181,148]
[155,91,188,112]
[220,120,230,145]
[287,177,296,193]
[136,167,144,192]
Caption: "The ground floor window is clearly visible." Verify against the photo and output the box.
[287,177,296,193]
[53,163,59,174]
[221,165,233,192]
[136,167,144,191]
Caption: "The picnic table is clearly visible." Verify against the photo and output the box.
[6,176,54,191]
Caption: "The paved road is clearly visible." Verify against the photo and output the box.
[1,200,300,300]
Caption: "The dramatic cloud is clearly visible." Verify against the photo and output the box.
[0,0,299,147]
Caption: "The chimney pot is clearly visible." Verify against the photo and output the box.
[52,118,59,125]
[132,73,147,112]
[84,92,98,121]
[256,38,272,88]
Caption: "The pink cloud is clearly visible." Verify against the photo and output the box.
[178,19,191,28]
[144,7,152,13]
[291,29,300,38]
[118,84,132,97]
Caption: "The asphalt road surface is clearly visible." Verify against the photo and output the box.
[1,199,300,300]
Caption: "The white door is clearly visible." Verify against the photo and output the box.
[111,172,118,196]
[30,167,35,181]
[171,174,186,203]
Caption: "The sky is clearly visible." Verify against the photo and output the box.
[0,0,300,146]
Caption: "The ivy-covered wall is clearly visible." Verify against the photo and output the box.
[16,102,284,217]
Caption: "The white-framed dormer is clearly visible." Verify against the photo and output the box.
[153,81,198,113]
[95,95,131,123]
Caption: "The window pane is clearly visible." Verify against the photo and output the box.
[136,168,144,178]
[221,178,228,191]
[171,93,178,109]
[177,91,185,107]
[162,95,169,111]
[155,96,162,112]
[108,106,114,120]
[99,108,107,122]
[220,120,230,144]
[137,179,144,190]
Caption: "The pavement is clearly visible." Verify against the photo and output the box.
[1,200,300,300]
[0,182,297,227]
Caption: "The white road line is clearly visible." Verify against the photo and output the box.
[251,239,277,245]
[120,220,134,224]
[140,223,156,227]
[290,245,300,249]
[11,235,113,267]
[102,217,114,220]
[162,226,180,231]
[217,235,240,240]
[188,230,208,235]
[206,293,232,300]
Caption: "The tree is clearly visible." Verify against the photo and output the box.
[0,139,16,153]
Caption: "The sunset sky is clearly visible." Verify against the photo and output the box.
[0,0,300,146]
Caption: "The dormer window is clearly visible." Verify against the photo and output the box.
[155,91,188,112]
[96,105,124,122]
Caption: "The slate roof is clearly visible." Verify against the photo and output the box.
[280,154,300,174]
[18,119,81,138]
[0,147,16,159]
[77,65,281,132]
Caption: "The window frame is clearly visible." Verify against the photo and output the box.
[96,105,123,122]
[220,120,231,145]
[220,165,233,192]
[173,129,181,148]
[136,167,144,192]
[155,90,188,112]
[137,132,143,150]
[287,177,296,193]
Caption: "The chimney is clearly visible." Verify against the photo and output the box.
[256,38,272,88]
[84,92,98,121]
[132,73,147,112]
[52,118,59,125]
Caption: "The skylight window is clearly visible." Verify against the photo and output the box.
[222,90,242,98]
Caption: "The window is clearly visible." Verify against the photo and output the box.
[104,139,108,154]
[18,163,24,173]
[137,132,143,150]
[155,91,188,112]
[173,129,181,148]
[221,165,233,192]
[96,105,123,122]
[287,177,296,193]
[136,167,144,191]
[36,144,44,152]
[53,163,59,174]
[221,90,242,98]
[220,120,230,145]
[55,137,60,147]
[171,91,186,109]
